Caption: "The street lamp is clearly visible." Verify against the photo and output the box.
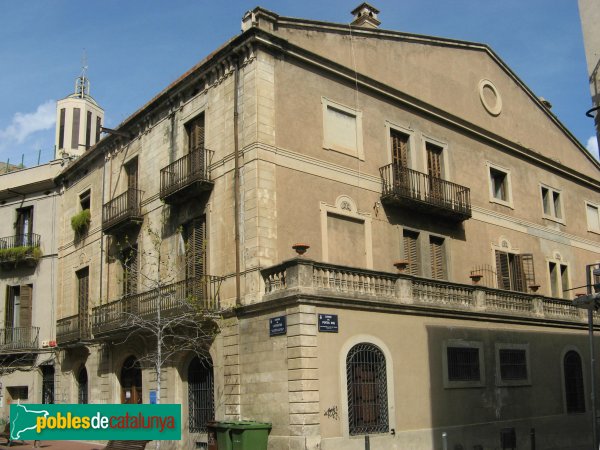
[573,264,600,449]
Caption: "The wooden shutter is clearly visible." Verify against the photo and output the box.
[187,218,206,279]
[19,285,32,328]
[426,143,443,179]
[71,108,80,150]
[429,237,445,280]
[391,130,409,168]
[77,268,89,336]
[126,158,138,191]
[188,115,205,154]
[403,230,419,276]
[496,251,511,290]
[122,246,138,296]
[511,254,527,292]
[5,286,13,328]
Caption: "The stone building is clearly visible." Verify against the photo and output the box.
[0,159,62,417]
[52,4,600,449]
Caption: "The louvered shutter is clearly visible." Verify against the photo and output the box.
[511,254,527,292]
[188,115,205,175]
[19,285,32,328]
[495,251,511,290]
[123,246,138,296]
[429,237,445,280]
[5,286,13,328]
[403,230,419,276]
[391,130,408,168]
[77,268,89,336]
[186,217,207,300]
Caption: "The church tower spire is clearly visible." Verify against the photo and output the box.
[54,52,104,160]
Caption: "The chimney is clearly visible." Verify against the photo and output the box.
[351,3,381,28]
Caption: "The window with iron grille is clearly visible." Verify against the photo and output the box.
[564,350,585,413]
[447,346,480,382]
[498,348,528,382]
[346,343,388,435]
[188,356,214,433]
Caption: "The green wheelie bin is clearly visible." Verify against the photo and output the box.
[207,421,272,450]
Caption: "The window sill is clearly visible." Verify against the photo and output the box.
[542,215,565,225]
[496,380,531,387]
[489,198,514,209]
[323,144,365,161]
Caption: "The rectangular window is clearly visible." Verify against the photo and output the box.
[15,206,33,241]
[390,129,409,168]
[541,186,563,221]
[495,251,535,292]
[549,261,570,299]
[429,236,445,280]
[80,190,91,212]
[322,98,364,159]
[5,285,32,329]
[403,230,419,276]
[85,111,92,149]
[7,386,28,401]
[58,108,66,149]
[447,347,480,382]
[587,203,600,233]
[490,168,508,201]
[71,107,80,150]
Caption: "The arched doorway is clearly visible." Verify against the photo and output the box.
[77,367,88,404]
[120,356,142,404]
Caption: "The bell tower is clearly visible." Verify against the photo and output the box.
[55,55,104,159]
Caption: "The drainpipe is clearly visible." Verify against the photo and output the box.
[99,154,107,305]
[233,58,241,306]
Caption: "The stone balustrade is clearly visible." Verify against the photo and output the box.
[261,259,591,324]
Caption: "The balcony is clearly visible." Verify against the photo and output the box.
[261,259,586,325]
[56,314,91,345]
[0,234,42,269]
[102,188,142,234]
[160,149,214,204]
[0,326,39,352]
[92,276,222,337]
[379,164,471,221]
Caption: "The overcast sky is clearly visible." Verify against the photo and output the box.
[0,0,596,167]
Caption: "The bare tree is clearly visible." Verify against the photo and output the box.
[111,220,222,446]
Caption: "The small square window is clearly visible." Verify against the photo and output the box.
[443,340,485,388]
[587,202,600,233]
[541,186,563,222]
[495,344,530,386]
[447,347,480,381]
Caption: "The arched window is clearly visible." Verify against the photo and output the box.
[188,356,214,433]
[564,350,585,413]
[346,343,388,435]
[77,367,88,404]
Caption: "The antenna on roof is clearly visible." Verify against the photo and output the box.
[75,49,90,99]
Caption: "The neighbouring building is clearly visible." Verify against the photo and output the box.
[49,4,600,450]
[579,0,600,147]
[0,159,62,417]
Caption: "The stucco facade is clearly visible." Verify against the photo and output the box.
[44,5,600,450]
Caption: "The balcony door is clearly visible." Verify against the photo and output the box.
[125,158,139,214]
[121,356,142,404]
[390,130,410,194]
[4,285,32,347]
[185,217,207,302]
[76,267,89,338]
[16,207,33,246]
[187,114,205,177]
[426,143,444,202]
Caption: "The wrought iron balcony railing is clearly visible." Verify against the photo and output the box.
[56,314,91,345]
[102,188,142,233]
[261,259,584,324]
[92,276,222,336]
[0,326,40,351]
[160,149,214,204]
[0,233,42,267]
[379,164,471,221]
